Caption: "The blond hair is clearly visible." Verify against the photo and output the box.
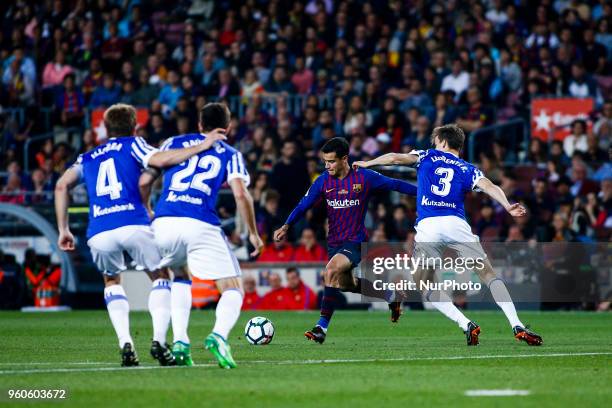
[103,103,137,138]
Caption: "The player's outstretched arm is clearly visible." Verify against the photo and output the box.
[138,168,160,219]
[476,177,527,217]
[367,170,417,196]
[274,176,324,241]
[229,178,264,257]
[147,127,228,168]
[353,152,419,169]
[54,167,81,251]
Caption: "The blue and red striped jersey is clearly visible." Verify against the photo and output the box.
[285,168,416,246]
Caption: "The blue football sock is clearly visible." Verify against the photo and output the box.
[317,286,340,330]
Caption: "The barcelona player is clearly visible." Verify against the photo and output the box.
[274,137,417,343]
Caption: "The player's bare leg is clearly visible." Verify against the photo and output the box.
[144,268,175,365]
[413,267,480,345]
[474,259,542,346]
[103,274,139,366]
[204,277,243,369]
[170,266,194,365]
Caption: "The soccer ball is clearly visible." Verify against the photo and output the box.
[244,316,275,345]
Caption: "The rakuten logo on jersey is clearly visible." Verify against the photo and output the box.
[327,198,360,209]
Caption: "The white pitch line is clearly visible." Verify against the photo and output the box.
[465,389,531,397]
[0,351,610,375]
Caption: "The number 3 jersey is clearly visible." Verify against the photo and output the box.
[72,137,157,239]
[411,149,484,225]
[153,133,250,226]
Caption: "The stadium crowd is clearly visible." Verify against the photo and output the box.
[0,0,610,255]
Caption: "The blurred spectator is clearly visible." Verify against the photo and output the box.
[0,173,25,204]
[563,120,589,158]
[241,275,261,310]
[209,69,240,98]
[581,28,607,75]
[42,50,73,89]
[2,47,36,86]
[529,178,555,225]
[101,23,127,70]
[389,204,412,240]
[22,249,61,307]
[568,63,599,100]
[270,141,311,215]
[146,113,168,147]
[293,228,327,262]
[441,59,469,102]
[584,134,608,164]
[291,57,314,94]
[258,235,295,263]
[55,74,85,128]
[285,268,317,310]
[550,212,576,242]
[258,272,292,310]
[476,203,498,236]
[82,59,104,102]
[456,87,492,133]
[89,73,121,108]
[265,66,295,94]
[158,70,183,112]
[257,189,284,241]
[593,101,611,148]
[430,93,458,128]
[499,48,522,93]
[407,116,432,151]
[570,159,599,197]
[28,168,53,205]
[132,68,160,107]
[241,69,265,98]
[526,138,548,165]
[2,57,35,107]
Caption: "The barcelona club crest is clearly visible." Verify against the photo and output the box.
[352,183,362,193]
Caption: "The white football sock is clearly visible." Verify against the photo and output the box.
[489,278,523,328]
[148,279,171,343]
[171,279,192,344]
[212,289,243,340]
[428,289,471,331]
[104,285,133,348]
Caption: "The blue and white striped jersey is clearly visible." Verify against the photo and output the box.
[72,136,156,238]
[411,149,484,224]
[153,133,250,226]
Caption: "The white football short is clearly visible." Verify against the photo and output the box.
[414,215,486,260]
[87,225,162,276]
[152,217,241,280]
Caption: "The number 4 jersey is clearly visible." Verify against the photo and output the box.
[153,133,250,226]
[72,136,157,239]
[411,149,484,225]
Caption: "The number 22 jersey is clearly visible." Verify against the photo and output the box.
[72,136,157,239]
[153,133,250,226]
[411,149,484,225]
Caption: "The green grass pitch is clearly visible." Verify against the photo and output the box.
[0,310,611,407]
